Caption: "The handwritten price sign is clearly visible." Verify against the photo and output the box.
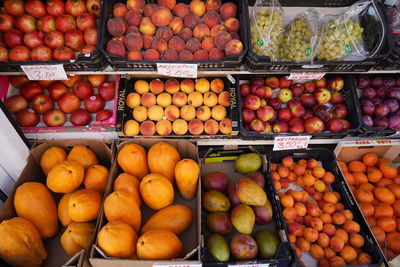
[288,72,325,80]
[273,136,310,151]
[157,63,197,78]
[21,65,68,81]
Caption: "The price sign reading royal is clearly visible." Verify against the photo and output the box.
[288,72,325,80]
[157,63,197,78]
[273,136,311,151]
[21,65,68,81]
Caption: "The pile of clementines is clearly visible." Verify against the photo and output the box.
[338,152,400,260]
[272,156,373,267]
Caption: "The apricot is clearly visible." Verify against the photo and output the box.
[329,256,346,267]
[139,120,156,136]
[330,236,344,253]
[180,105,196,121]
[323,224,336,237]
[310,218,323,232]
[156,120,172,136]
[204,119,219,135]
[188,119,203,135]
[332,213,346,225]
[219,118,232,134]
[310,244,324,259]
[334,229,348,243]
[148,105,164,121]
[218,91,230,107]
[211,105,226,121]
[156,93,172,107]
[140,93,156,108]
[317,233,330,248]
[165,105,180,121]
[304,228,318,242]
[343,220,360,234]
[188,92,203,107]
[172,119,188,135]
[172,92,188,107]
[124,120,140,136]
[133,106,147,122]
[134,80,149,94]
[349,233,364,248]
[296,237,310,252]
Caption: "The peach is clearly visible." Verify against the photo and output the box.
[156,26,173,41]
[220,2,237,20]
[184,13,200,29]
[188,92,203,107]
[134,80,149,94]
[179,50,194,60]
[330,236,344,253]
[106,40,126,57]
[173,3,189,19]
[186,38,202,53]
[142,34,154,49]
[125,10,142,27]
[127,0,145,12]
[149,79,164,95]
[108,18,127,37]
[151,7,173,27]
[125,33,143,51]
[210,78,224,93]
[180,105,196,121]
[203,11,221,28]
[211,25,226,37]
[225,39,243,56]
[194,49,209,60]
[143,49,160,60]
[224,17,240,32]
[190,0,206,17]
[209,47,225,60]
[178,27,193,41]
[156,120,172,136]
[188,119,204,135]
[218,91,230,106]
[230,32,240,40]
[172,92,188,107]
[158,0,176,10]
[165,105,180,121]
[196,105,211,121]
[172,119,188,135]
[144,3,157,17]
[139,17,156,35]
[162,49,179,60]
[151,38,168,53]
[126,93,141,108]
[204,119,219,134]
[139,120,156,136]
[195,78,210,93]
[205,0,222,11]
[124,120,140,136]
[140,92,156,108]
[133,106,148,122]
[156,92,172,107]
[168,36,185,52]
[202,36,215,51]
[203,92,218,107]
[169,16,183,34]
[215,31,232,49]
[127,50,143,60]
[211,105,226,121]
[148,105,164,121]
[193,24,210,40]
[165,78,180,94]
[114,3,128,18]
[181,79,195,93]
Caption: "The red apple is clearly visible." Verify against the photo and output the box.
[273,121,289,133]
[48,81,69,100]
[328,77,344,92]
[70,108,91,125]
[83,94,105,112]
[304,82,316,93]
[16,109,39,127]
[240,83,250,97]
[265,76,279,89]
[96,109,112,121]
[242,109,256,123]
[31,94,54,114]
[57,92,80,113]
[314,78,327,88]
[20,82,44,101]
[327,118,343,133]
[315,88,331,104]
[4,95,28,114]
[43,108,66,126]
[98,81,116,101]
[244,94,261,111]
[72,80,94,100]
[280,77,293,88]
[304,117,324,134]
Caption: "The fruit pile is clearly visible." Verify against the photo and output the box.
[97,142,199,260]
[124,77,232,136]
[240,76,351,134]
[356,76,400,130]
[338,153,400,260]
[0,144,109,266]
[106,0,244,60]
[203,153,280,262]
[0,0,100,62]
[273,156,373,266]
[2,74,115,127]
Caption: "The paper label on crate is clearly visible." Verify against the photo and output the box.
[273,136,310,151]
[153,264,202,267]
[228,264,269,267]
[288,72,325,80]
[157,63,197,78]
[339,139,400,147]
[21,65,68,81]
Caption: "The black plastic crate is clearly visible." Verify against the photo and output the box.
[267,148,387,267]
[201,146,293,267]
[245,0,392,73]
[115,75,240,137]
[0,0,107,72]
[101,0,250,71]
[237,74,362,139]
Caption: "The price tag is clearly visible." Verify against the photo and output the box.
[157,63,197,78]
[153,264,202,267]
[228,264,269,267]
[288,72,325,80]
[273,136,310,151]
[21,65,68,81]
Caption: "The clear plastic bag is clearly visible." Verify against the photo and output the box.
[250,0,284,61]
[278,9,322,62]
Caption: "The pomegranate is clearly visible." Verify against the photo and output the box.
[4,0,25,16]
[53,46,75,60]
[30,45,52,61]
[25,0,46,19]
[15,14,37,33]
[55,15,76,32]
[0,14,14,32]
[66,0,87,17]
[84,27,97,45]
[64,29,84,51]
[45,30,64,49]
[4,30,23,48]
[76,13,96,31]
[9,45,30,61]
[81,44,96,53]
[23,31,45,49]
[47,0,65,16]
[0,46,8,61]
[86,0,101,17]
[38,15,56,33]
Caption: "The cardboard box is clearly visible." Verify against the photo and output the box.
[0,139,114,267]
[90,139,201,267]
[201,146,292,266]
[335,139,400,267]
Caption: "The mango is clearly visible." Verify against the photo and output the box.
[254,230,279,259]
[206,234,230,262]
[206,212,234,236]
[253,198,273,224]
[235,177,267,206]
[230,234,258,260]
[231,204,255,234]
[202,190,231,212]
[235,153,262,174]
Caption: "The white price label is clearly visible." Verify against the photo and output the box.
[157,63,197,78]
[228,264,269,267]
[273,136,310,151]
[288,72,325,80]
[153,264,202,267]
[21,65,68,81]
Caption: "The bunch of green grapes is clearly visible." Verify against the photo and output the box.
[279,17,314,62]
[317,18,364,61]
[251,8,284,60]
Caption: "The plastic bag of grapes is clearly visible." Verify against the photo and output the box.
[250,0,285,60]
[278,9,322,63]
[316,0,385,61]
